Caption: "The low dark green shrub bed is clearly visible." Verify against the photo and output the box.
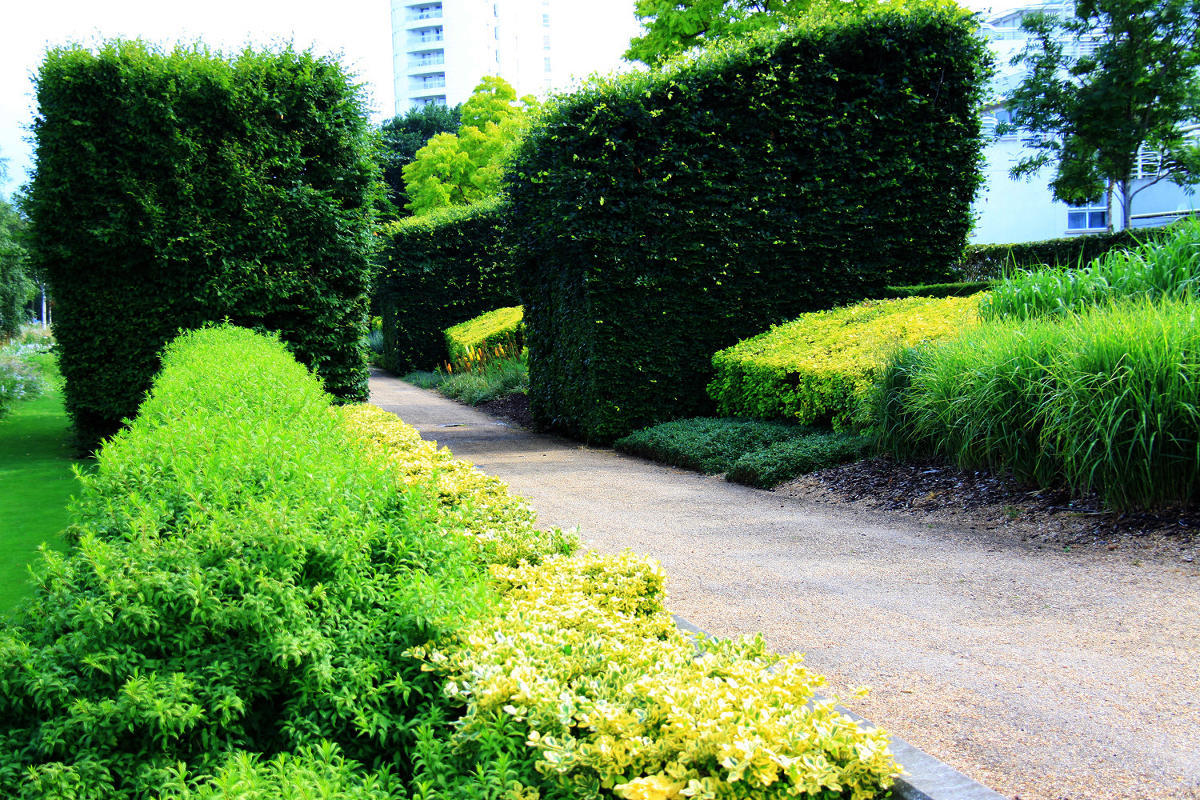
[877,280,992,300]
[615,417,868,488]
[958,223,1183,280]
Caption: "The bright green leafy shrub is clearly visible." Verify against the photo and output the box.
[980,218,1200,321]
[160,743,401,799]
[445,305,524,364]
[335,402,574,567]
[0,326,492,798]
[409,551,899,799]
[506,6,990,443]
[27,41,381,451]
[710,295,982,430]
[879,297,1200,510]
[376,199,518,374]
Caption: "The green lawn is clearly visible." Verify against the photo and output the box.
[0,354,84,615]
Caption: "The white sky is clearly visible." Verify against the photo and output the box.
[0,0,641,199]
[0,0,1004,200]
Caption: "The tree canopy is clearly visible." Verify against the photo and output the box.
[401,76,537,216]
[1003,0,1200,229]
[378,104,461,215]
[623,0,953,66]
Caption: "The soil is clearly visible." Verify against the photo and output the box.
[476,392,533,429]
[776,456,1198,563]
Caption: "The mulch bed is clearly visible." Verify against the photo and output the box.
[476,392,533,429]
[776,455,1198,559]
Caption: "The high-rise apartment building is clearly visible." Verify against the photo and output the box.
[391,0,558,114]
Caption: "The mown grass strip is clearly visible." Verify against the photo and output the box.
[0,353,83,615]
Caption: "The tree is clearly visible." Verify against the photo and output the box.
[1002,0,1200,230]
[623,0,943,66]
[401,76,537,215]
[0,197,32,340]
[378,103,461,215]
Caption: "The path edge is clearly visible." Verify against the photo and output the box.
[671,615,1007,800]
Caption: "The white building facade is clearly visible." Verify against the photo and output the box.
[390,0,558,113]
[972,2,1198,243]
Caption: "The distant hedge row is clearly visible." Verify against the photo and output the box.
[375,200,518,373]
[958,223,1184,280]
[505,6,991,442]
[27,41,381,450]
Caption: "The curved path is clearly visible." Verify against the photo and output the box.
[370,372,1200,800]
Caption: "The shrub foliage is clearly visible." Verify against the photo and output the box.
[709,295,982,430]
[879,298,1200,510]
[409,552,900,798]
[376,200,519,374]
[957,222,1183,280]
[506,6,990,442]
[445,305,524,363]
[980,218,1200,321]
[0,326,504,797]
[27,40,381,450]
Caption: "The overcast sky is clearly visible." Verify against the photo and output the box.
[0,0,640,199]
[1,0,1004,200]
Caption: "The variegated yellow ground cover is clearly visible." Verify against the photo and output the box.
[411,552,899,800]
[709,295,983,430]
[334,404,575,566]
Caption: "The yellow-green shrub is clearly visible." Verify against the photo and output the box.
[410,552,899,800]
[334,403,574,566]
[445,305,524,365]
[709,295,982,430]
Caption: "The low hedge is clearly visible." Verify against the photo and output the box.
[615,416,867,487]
[709,294,982,431]
[879,297,1200,510]
[877,280,992,300]
[444,305,524,363]
[409,552,900,798]
[375,200,518,374]
[0,325,558,797]
[958,223,1184,280]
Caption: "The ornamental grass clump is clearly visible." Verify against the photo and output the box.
[709,294,982,430]
[980,217,1200,321]
[879,297,1200,510]
[0,325,496,798]
[408,552,900,800]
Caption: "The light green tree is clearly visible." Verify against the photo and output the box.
[402,76,538,215]
[1001,0,1200,230]
[624,0,959,67]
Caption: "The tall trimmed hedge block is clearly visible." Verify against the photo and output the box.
[27,41,381,450]
[376,200,519,373]
[506,8,990,443]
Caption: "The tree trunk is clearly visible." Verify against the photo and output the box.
[1120,178,1133,231]
[1106,179,1114,233]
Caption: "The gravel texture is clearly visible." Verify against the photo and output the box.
[369,371,1200,800]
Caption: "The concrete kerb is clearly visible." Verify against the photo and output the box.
[670,615,1007,800]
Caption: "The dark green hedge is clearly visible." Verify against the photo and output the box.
[958,223,1183,280]
[505,7,991,443]
[375,199,518,373]
[26,41,381,450]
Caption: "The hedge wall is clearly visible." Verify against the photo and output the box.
[958,223,1184,280]
[375,199,518,373]
[505,6,991,443]
[26,41,381,450]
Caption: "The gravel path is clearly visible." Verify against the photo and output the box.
[369,372,1200,800]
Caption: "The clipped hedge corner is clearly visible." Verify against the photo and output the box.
[506,6,990,443]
